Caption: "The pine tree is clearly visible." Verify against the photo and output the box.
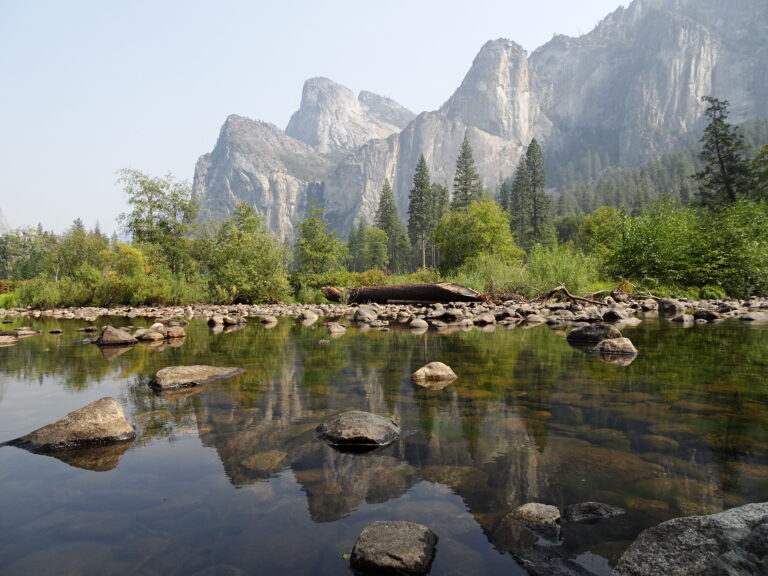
[375,179,402,271]
[426,183,449,267]
[509,155,530,248]
[526,138,551,247]
[408,155,431,269]
[452,136,483,209]
[694,96,754,210]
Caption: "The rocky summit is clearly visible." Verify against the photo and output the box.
[193,0,768,238]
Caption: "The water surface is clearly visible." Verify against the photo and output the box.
[0,315,766,575]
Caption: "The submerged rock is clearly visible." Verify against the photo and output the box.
[564,501,625,522]
[350,521,438,576]
[658,298,686,317]
[93,325,138,346]
[152,365,244,390]
[613,502,768,576]
[5,397,135,451]
[0,335,18,346]
[317,410,400,449]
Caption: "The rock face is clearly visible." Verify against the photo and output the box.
[0,208,9,234]
[316,410,400,448]
[152,365,245,390]
[350,521,438,576]
[612,502,768,576]
[194,0,768,239]
[6,397,135,451]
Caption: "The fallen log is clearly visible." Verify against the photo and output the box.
[321,283,485,305]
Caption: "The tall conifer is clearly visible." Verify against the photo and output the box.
[452,137,483,209]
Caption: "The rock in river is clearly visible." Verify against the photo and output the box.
[350,521,438,576]
[593,337,638,356]
[152,365,244,390]
[613,501,768,576]
[4,397,135,451]
[506,502,561,540]
[317,410,400,449]
[411,362,457,387]
[93,325,138,346]
[564,501,625,522]
[567,323,622,344]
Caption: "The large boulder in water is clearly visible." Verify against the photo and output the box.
[317,410,400,448]
[411,362,457,386]
[612,502,768,576]
[6,397,135,451]
[151,365,244,390]
[593,337,638,356]
[94,325,138,346]
[350,521,438,576]
[567,323,622,344]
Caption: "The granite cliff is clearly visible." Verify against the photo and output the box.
[193,0,768,238]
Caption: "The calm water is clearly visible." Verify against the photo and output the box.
[0,315,767,575]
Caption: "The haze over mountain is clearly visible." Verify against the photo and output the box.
[193,0,768,238]
[0,209,10,234]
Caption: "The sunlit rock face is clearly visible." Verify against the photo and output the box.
[0,208,9,234]
[194,0,768,237]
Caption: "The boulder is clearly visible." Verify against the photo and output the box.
[411,362,457,388]
[299,310,319,325]
[613,502,768,576]
[507,502,561,540]
[564,501,625,522]
[0,335,18,347]
[152,365,244,390]
[693,309,721,322]
[408,318,429,330]
[740,311,768,322]
[659,298,686,317]
[354,306,378,323]
[567,324,622,344]
[163,325,186,339]
[593,337,638,356]
[137,330,165,342]
[316,410,400,448]
[473,312,497,325]
[93,326,138,346]
[326,322,346,336]
[5,397,135,451]
[521,314,547,327]
[350,521,438,576]
[207,315,225,326]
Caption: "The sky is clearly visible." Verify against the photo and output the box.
[0,0,627,235]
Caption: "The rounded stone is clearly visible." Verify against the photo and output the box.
[593,337,638,356]
[411,362,457,384]
[566,323,622,344]
[350,521,438,576]
[316,410,400,448]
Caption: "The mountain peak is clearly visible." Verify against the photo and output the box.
[285,77,401,154]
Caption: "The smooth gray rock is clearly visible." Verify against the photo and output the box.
[317,410,400,448]
[6,397,135,451]
[593,337,638,356]
[93,325,138,346]
[152,365,244,390]
[408,318,429,330]
[507,503,561,540]
[612,502,768,576]
[411,362,457,387]
[354,306,378,323]
[659,298,686,317]
[564,501,625,523]
[350,521,438,576]
[567,324,622,344]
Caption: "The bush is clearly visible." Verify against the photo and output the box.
[0,292,18,309]
[525,243,602,295]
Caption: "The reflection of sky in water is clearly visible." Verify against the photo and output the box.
[0,317,767,575]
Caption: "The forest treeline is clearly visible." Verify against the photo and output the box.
[1,97,767,308]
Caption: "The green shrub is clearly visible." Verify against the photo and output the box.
[0,292,18,309]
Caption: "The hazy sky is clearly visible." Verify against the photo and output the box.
[0,0,627,234]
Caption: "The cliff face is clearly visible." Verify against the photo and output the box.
[193,0,768,237]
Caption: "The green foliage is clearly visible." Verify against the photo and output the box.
[408,155,432,268]
[607,202,698,286]
[452,136,483,209]
[578,206,625,257]
[0,292,18,309]
[117,168,199,275]
[449,253,523,293]
[753,144,768,201]
[506,139,555,251]
[434,199,523,273]
[694,96,755,210]
[199,202,290,303]
[374,179,411,272]
[292,203,348,288]
[524,243,601,296]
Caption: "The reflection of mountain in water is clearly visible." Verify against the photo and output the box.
[173,322,758,564]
